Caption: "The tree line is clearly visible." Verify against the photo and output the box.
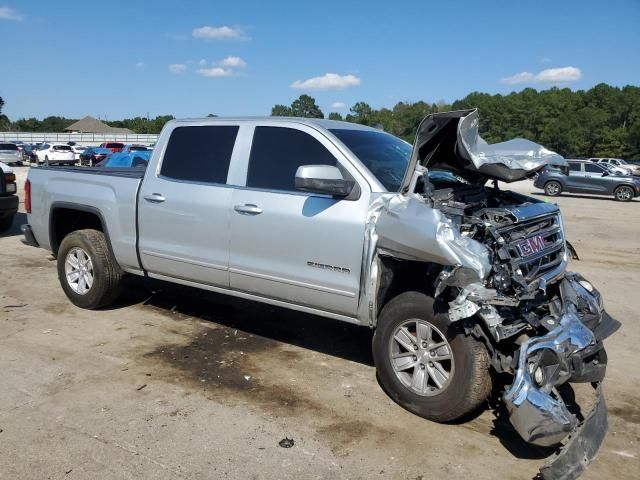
[2,83,639,159]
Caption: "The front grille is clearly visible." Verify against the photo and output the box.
[498,213,565,284]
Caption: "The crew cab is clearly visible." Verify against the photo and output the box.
[0,161,18,232]
[22,111,619,479]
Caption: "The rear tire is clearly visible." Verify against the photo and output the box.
[57,229,123,309]
[544,181,562,196]
[373,291,492,422]
[614,185,634,202]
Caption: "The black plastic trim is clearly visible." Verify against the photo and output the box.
[48,202,128,270]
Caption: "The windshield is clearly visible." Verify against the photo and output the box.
[330,129,411,191]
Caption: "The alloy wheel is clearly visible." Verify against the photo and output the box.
[389,319,454,396]
[64,247,94,295]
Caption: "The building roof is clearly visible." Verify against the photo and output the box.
[64,116,135,134]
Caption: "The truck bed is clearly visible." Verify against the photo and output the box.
[28,166,145,273]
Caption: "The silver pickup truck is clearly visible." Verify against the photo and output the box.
[23,110,619,479]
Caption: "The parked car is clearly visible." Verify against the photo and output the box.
[120,145,149,154]
[0,142,23,166]
[98,151,151,168]
[534,159,640,201]
[0,161,18,232]
[22,111,619,478]
[99,142,125,153]
[590,157,640,176]
[21,144,37,163]
[79,147,112,166]
[35,144,76,165]
[70,145,87,162]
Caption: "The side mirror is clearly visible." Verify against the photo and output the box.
[602,171,609,177]
[295,165,355,197]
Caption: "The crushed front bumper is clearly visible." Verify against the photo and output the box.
[503,273,620,478]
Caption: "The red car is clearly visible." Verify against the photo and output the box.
[99,142,125,153]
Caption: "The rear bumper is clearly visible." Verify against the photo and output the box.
[0,195,19,218]
[21,224,39,247]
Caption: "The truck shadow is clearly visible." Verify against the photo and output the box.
[113,277,568,465]
[115,276,375,367]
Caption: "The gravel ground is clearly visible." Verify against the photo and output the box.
[1,165,638,479]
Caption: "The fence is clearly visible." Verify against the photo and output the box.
[0,131,159,146]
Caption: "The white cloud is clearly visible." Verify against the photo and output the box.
[196,67,234,77]
[192,25,247,40]
[198,59,207,66]
[501,66,582,85]
[0,6,24,21]
[501,71,535,85]
[134,61,145,68]
[535,66,582,83]
[219,56,246,68]
[291,73,361,90]
[169,63,187,74]
[331,102,346,109]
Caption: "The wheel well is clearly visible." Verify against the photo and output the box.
[376,255,444,315]
[50,207,104,254]
[614,184,633,192]
[544,180,562,188]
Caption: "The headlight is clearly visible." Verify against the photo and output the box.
[579,279,594,293]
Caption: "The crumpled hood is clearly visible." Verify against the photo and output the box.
[400,109,566,190]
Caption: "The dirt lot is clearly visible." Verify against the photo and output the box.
[1,165,638,479]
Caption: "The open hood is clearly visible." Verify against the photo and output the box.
[400,109,566,191]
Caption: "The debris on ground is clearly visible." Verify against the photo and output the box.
[279,437,295,448]
[136,384,147,391]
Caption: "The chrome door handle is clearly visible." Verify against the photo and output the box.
[143,193,166,203]
[234,204,263,215]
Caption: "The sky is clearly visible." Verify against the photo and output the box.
[1,0,639,121]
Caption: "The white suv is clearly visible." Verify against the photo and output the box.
[590,157,640,176]
[36,144,76,165]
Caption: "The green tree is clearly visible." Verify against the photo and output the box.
[290,94,324,118]
[346,102,374,125]
[271,95,323,118]
[328,112,343,121]
[271,104,292,116]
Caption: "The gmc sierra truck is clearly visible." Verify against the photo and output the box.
[22,110,620,479]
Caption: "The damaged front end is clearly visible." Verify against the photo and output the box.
[361,109,620,479]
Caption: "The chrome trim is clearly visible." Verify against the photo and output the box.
[142,250,228,272]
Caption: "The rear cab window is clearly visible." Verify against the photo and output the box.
[246,126,337,192]
[160,125,239,184]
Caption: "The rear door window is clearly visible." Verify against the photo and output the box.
[246,126,337,192]
[585,163,604,174]
[160,125,239,184]
[568,162,581,172]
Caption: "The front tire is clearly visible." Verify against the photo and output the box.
[614,185,634,202]
[544,181,562,196]
[373,291,492,422]
[57,229,123,309]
